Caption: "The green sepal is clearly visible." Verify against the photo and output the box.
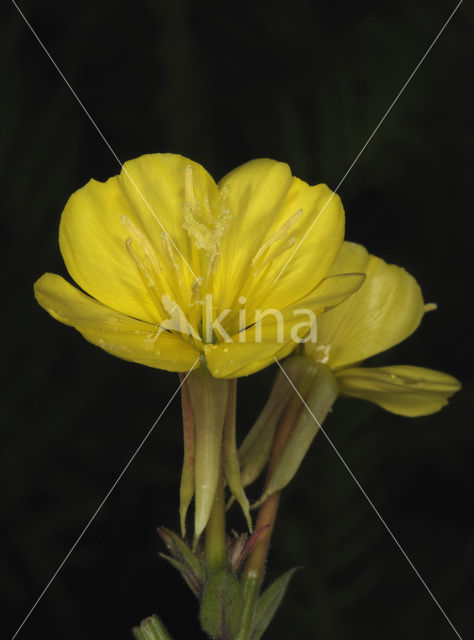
[158,527,203,599]
[200,567,244,640]
[239,358,304,487]
[132,614,174,640]
[237,361,301,489]
[250,568,299,640]
[223,379,252,531]
[254,359,339,508]
[184,363,230,542]
[178,373,195,537]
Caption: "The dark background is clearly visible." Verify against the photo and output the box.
[2,1,473,638]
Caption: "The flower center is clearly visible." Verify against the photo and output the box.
[121,165,308,346]
[182,165,232,291]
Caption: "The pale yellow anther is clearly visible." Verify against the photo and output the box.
[253,238,296,276]
[125,238,154,288]
[191,277,204,303]
[161,231,180,271]
[125,237,164,315]
[185,164,194,207]
[121,215,161,275]
[424,302,438,312]
[252,208,303,267]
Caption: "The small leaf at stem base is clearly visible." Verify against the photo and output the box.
[250,568,299,640]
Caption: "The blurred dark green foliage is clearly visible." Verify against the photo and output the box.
[2,0,473,638]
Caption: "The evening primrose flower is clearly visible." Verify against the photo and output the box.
[305,241,461,416]
[34,153,362,378]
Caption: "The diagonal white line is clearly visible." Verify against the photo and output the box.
[274,0,463,283]
[274,357,463,640]
[10,359,200,640]
[11,0,198,281]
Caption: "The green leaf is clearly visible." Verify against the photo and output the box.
[132,615,174,640]
[200,568,244,639]
[158,527,203,579]
[158,527,203,598]
[251,568,299,640]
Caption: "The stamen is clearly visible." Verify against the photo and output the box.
[182,182,232,275]
[253,237,296,276]
[191,277,204,303]
[185,164,194,207]
[424,302,438,312]
[121,215,161,275]
[252,208,303,266]
[161,231,181,271]
[125,237,164,314]
[183,205,215,254]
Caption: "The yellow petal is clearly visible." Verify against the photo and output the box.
[59,153,218,324]
[34,273,200,371]
[229,272,365,344]
[315,242,425,369]
[281,271,366,323]
[204,272,365,378]
[336,365,461,416]
[204,340,295,379]
[214,159,344,317]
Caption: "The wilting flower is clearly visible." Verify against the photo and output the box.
[34,153,363,378]
[305,241,461,416]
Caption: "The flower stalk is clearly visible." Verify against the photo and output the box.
[237,385,304,631]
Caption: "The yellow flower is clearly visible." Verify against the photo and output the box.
[305,242,461,416]
[34,153,362,378]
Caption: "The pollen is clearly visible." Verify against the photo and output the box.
[182,167,232,279]
[183,205,216,254]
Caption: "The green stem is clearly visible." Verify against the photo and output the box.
[236,571,261,640]
[243,391,302,581]
[236,389,304,639]
[205,471,227,572]
[132,615,174,640]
